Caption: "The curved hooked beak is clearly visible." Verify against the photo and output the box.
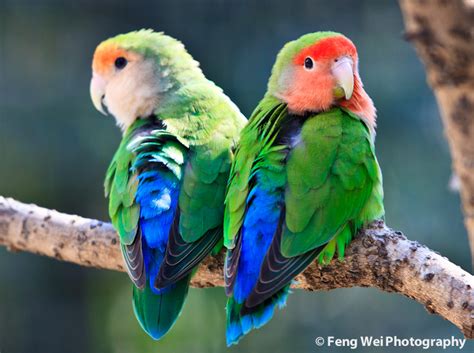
[90,73,108,115]
[332,57,354,100]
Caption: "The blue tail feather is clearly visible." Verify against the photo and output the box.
[226,287,290,346]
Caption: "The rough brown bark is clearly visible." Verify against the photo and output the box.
[0,196,473,338]
[399,0,474,266]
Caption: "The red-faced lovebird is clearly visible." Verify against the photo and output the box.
[223,32,384,345]
[90,30,246,340]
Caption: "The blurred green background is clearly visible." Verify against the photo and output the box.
[0,1,472,352]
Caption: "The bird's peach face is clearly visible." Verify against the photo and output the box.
[276,36,357,114]
[90,43,159,130]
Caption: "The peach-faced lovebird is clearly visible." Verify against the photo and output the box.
[223,32,384,345]
[90,30,246,340]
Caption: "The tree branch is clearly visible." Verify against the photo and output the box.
[399,0,474,266]
[0,196,473,337]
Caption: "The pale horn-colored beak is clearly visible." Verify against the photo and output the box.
[332,57,354,100]
[90,73,107,115]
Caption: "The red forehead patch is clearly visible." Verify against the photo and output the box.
[92,43,129,74]
[294,36,357,65]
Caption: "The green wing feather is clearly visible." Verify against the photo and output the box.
[178,134,233,242]
[281,108,384,258]
[224,96,288,248]
[105,119,149,246]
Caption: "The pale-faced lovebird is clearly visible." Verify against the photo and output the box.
[90,30,246,340]
[224,32,384,345]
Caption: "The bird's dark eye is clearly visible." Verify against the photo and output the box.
[304,57,314,70]
[114,57,127,69]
